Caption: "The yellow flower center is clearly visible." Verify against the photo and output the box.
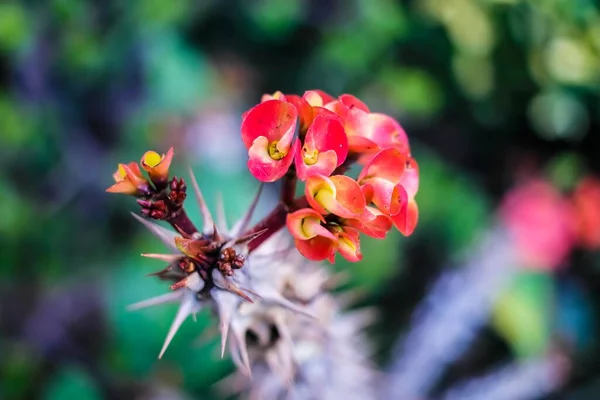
[268,140,287,160]
[339,236,357,252]
[116,165,127,180]
[143,151,163,167]
[302,146,319,165]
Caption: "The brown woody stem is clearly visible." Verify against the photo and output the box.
[166,208,199,237]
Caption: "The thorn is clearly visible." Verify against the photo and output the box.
[146,265,172,277]
[141,253,181,263]
[220,323,230,358]
[229,335,251,377]
[212,289,239,358]
[212,222,224,243]
[158,292,201,359]
[188,167,214,235]
[173,224,193,239]
[232,228,269,247]
[233,327,253,378]
[215,192,228,232]
[170,277,188,291]
[127,291,182,311]
[225,284,254,303]
[131,213,178,251]
[259,286,317,319]
[231,184,264,237]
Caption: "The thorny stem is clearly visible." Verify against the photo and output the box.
[166,208,198,237]
[245,203,288,252]
[245,196,309,253]
[245,169,302,252]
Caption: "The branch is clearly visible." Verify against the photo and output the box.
[245,196,308,253]
[166,208,199,237]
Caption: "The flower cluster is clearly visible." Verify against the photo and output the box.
[241,90,419,263]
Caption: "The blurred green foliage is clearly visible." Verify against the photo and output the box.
[2,0,600,398]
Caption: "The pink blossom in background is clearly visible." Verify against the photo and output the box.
[499,180,577,270]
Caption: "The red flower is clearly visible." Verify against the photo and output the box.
[241,100,299,182]
[357,148,419,236]
[286,208,338,261]
[106,162,150,196]
[305,174,366,219]
[286,208,363,263]
[286,90,337,134]
[358,148,407,215]
[572,176,600,249]
[343,206,394,239]
[294,114,349,180]
[389,196,419,237]
[359,113,411,164]
[329,224,362,262]
[325,94,378,153]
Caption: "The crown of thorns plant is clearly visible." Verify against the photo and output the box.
[106,90,420,362]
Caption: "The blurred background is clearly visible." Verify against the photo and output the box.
[1,0,600,398]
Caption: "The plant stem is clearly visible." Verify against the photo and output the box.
[281,169,297,207]
[166,208,198,236]
[245,196,308,253]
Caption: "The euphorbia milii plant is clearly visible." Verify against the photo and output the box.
[108,90,419,267]
[105,89,419,364]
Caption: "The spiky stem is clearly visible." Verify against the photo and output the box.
[245,203,288,252]
[245,197,308,253]
[166,208,199,237]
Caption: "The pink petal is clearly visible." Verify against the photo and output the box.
[241,100,298,150]
[295,236,338,261]
[391,198,419,236]
[336,226,363,262]
[304,114,348,166]
[306,175,366,219]
[295,147,339,181]
[367,113,410,154]
[248,137,298,182]
[286,208,336,242]
[358,147,407,185]
[339,94,370,113]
